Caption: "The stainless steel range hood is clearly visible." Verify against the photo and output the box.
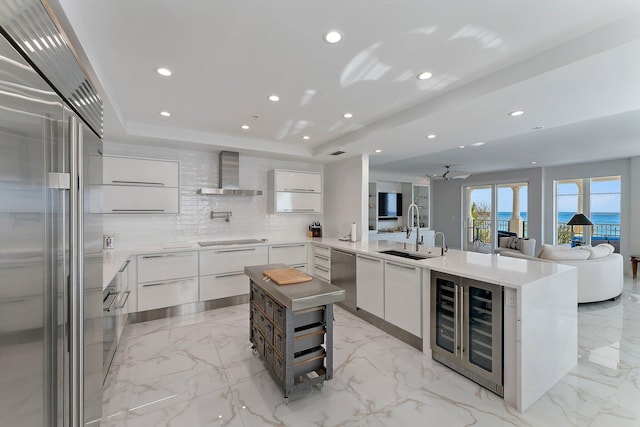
[197,151,262,196]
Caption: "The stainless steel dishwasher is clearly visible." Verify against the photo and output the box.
[331,249,357,313]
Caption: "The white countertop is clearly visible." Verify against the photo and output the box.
[102,237,574,290]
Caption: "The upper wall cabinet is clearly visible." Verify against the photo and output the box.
[103,156,179,187]
[92,155,180,214]
[267,170,323,214]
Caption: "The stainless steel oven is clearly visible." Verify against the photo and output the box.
[431,271,503,396]
[102,279,118,384]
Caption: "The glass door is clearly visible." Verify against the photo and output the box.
[464,185,493,252]
[462,278,503,389]
[431,274,457,356]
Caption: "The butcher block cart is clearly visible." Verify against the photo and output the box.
[245,264,345,403]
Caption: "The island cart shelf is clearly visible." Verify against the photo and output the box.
[245,264,345,403]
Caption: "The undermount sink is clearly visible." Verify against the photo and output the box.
[198,239,267,247]
[378,249,434,260]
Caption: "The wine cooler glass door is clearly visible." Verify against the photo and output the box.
[463,279,503,387]
[432,275,458,356]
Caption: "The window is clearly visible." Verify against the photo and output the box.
[554,176,621,247]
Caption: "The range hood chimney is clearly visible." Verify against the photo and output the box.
[197,151,262,196]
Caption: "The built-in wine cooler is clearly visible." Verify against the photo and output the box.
[430,271,503,396]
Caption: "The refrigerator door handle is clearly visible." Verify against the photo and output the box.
[69,116,84,427]
[459,284,464,358]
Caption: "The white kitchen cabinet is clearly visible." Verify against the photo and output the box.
[138,277,199,312]
[199,273,248,301]
[103,156,179,187]
[138,251,198,283]
[274,170,321,193]
[268,169,323,214]
[98,155,180,214]
[384,260,422,337]
[356,255,384,318]
[199,246,268,301]
[200,246,268,276]
[312,244,331,282]
[268,243,307,266]
[101,186,179,214]
[137,251,199,311]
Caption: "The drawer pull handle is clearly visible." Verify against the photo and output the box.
[142,279,190,287]
[315,265,329,272]
[142,253,194,259]
[112,209,166,212]
[117,291,131,309]
[215,248,256,253]
[358,255,380,262]
[111,180,165,186]
[214,272,246,279]
[314,254,329,261]
[386,261,416,271]
[118,260,130,272]
[282,209,316,212]
[103,292,119,312]
[271,244,306,249]
[282,188,316,192]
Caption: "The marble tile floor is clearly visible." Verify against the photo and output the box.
[101,277,640,426]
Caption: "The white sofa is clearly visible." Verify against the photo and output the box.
[494,237,537,257]
[499,243,623,303]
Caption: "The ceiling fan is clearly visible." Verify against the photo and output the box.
[429,165,471,181]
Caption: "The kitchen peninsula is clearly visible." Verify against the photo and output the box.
[103,237,577,412]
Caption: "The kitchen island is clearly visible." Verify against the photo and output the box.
[245,263,345,403]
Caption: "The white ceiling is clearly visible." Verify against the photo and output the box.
[54,0,640,176]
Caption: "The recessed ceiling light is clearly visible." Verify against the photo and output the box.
[530,161,537,164]
[323,30,342,44]
[160,111,171,117]
[302,135,310,140]
[343,113,353,119]
[268,95,280,102]
[471,142,485,146]
[417,71,433,80]
[375,149,382,153]
[241,125,249,130]
[509,110,525,117]
[459,145,465,149]
[426,134,437,139]
[156,67,172,77]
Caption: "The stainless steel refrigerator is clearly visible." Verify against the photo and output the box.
[0,2,104,425]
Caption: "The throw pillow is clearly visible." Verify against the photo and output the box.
[539,246,590,261]
[535,244,553,258]
[583,244,614,259]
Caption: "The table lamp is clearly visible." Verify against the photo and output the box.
[567,213,594,246]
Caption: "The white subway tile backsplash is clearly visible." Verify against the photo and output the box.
[102,142,323,247]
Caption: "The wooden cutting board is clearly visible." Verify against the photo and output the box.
[263,268,313,285]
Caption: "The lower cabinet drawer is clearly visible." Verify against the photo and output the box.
[138,277,198,311]
[199,272,249,301]
[314,265,330,282]
[138,252,198,283]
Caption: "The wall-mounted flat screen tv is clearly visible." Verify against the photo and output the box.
[378,192,402,217]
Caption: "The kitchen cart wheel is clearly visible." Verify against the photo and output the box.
[284,397,289,405]
[251,345,257,356]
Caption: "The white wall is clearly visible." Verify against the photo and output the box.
[324,155,368,241]
[102,141,323,247]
